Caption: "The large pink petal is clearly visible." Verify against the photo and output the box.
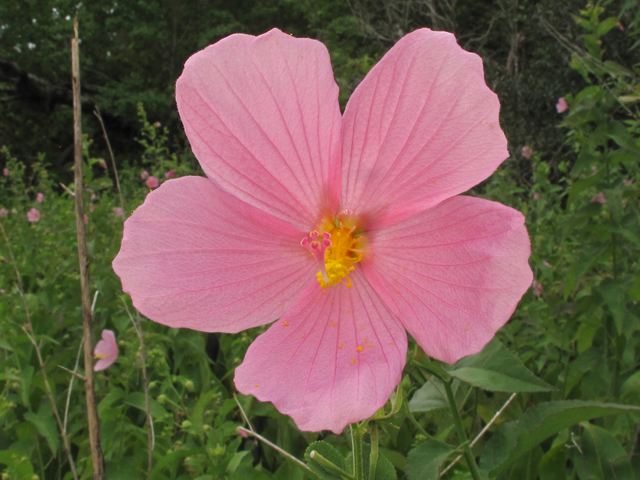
[113,176,315,333]
[176,28,342,231]
[342,28,508,228]
[235,270,407,433]
[362,196,532,364]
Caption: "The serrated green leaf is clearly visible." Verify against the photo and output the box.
[24,403,58,455]
[372,452,397,480]
[124,392,169,419]
[305,440,349,480]
[573,423,635,480]
[409,378,459,413]
[406,439,453,480]
[480,400,640,476]
[449,339,555,393]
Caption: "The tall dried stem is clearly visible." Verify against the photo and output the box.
[71,16,106,479]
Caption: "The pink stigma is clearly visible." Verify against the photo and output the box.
[301,231,331,283]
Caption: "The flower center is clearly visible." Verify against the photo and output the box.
[302,216,365,289]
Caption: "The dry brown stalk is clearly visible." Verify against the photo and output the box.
[71,16,106,479]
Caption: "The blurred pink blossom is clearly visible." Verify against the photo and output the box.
[556,98,568,113]
[155,122,162,128]
[27,208,40,222]
[532,279,543,297]
[99,160,107,169]
[84,214,89,224]
[543,260,551,267]
[89,203,95,212]
[623,179,632,186]
[2,168,8,176]
[146,176,159,189]
[113,207,124,217]
[165,170,175,178]
[113,28,533,433]
[0,208,7,217]
[141,170,149,180]
[618,22,624,31]
[36,192,44,203]
[94,329,119,371]
[91,193,96,200]
[533,192,539,200]
[521,146,533,158]
[592,192,606,204]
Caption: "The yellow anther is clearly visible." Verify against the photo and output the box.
[314,215,365,288]
[357,346,363,352]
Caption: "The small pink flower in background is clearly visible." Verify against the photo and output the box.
[141,170,149,180]
[113,207,124,217]
[592,192,606,204]
[618,21,624,31]
[543,260,551,267]
[165,170,175,178]
[91,193,96,200]
[532,279,543,297]
[27,208,40,222]
[99,160,107,169]
[237,427,248,438]
[623,179,632,186]
[84,214,89,224]
[556,97,568,113]
[521,146,533,158]
[0,208,7,217]
[89,203,95,212]
[94,329,119,371]
[113,28,532,433]
[155,122,162,128]
[2,168,8,176]
[146,176,159,189]
[533,192,539,200]
[36,192,44,203]
[0,289,4,294]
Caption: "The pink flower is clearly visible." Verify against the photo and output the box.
[99,160,107,169]
[155,122,162,128]
[146,176,159,189]
[623,179,632,186]
[592,192,606,204]
[89,203,95,212]
[36,192,44,203]
[113,29,532,433]
[0,208,7,217]
[533,192,539,200]
[165,170,175,178]
[27,208,40,222]
[84,214,89,224]
[2,168,8,176]
[521,146,533,158]
[94,329,118,371]
[113,207,124,217]
[91,193,96,200]
[556,97,568,113]
[532,279,543,297]
[543,260,550,267]
[141,170,149,180]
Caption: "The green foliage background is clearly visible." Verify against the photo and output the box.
[1,0,640,479]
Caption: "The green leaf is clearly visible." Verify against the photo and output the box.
[449,339,555,393]
[480,400,640,476]
[409,377,454,413]
[0,338,13,351]
[573,423,635,480]
[124,392,169,419]
[406,439,453,480]
[599,278,627,333]
[604,121,640,153]
[304,440,349,480]
[24,402,59,455]
[190,389,216,430]
[98,387,124,416]
[538,444,567,480]
[564,246,606,299]
[372,452,397,480]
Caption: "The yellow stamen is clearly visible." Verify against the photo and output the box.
[315,216,365,288]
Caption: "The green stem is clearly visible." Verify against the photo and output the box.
[369,422,379,480]
[444,380,482,480]
[351,424,364,480]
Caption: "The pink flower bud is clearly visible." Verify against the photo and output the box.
[146,176,159,189]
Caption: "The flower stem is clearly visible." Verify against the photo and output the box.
[351,424,365,480]
[369,422,379,480]
[309,451,354,479]
[444,380,482,480]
